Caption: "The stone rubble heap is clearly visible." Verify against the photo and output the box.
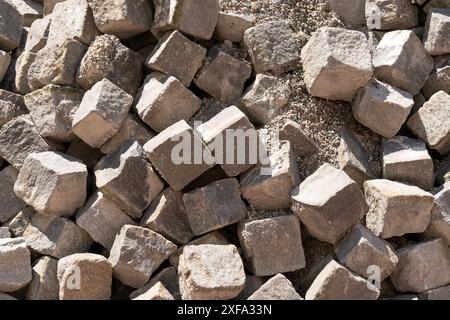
[0,0,449,301]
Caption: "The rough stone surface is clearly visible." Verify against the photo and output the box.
[364,179,434,239]
[87,0,152,39]
[129,266,181,300]
[425,182,450,246]
[57,253,112,300]
[301,27,373,101]
[423,8,450,56]
[135,72,201,133]
[423,55,450,99]
[291,163,368,244]
[248,274,302,300]
[14,51,37,94]
[352,79,414,139]
[327,0,366,28]
[238,215,305,276]
[6,0,43,28]
[24,84,83,142]
[0,166,27,223]
[407,91,450,155]
[109,225,177,288]
[382,136,434,190]
[280,119,317,156]
[305,260,380,300]
[0,50,10,82]
[365,0,418,30]
[132,282,174,300]
[0,237,32,292]
[183,178,247,236]
[390,238,450,293]
[26,256,59,300]
[46,0,98,47]
[178,244,245,300]
[72,78,133,148]
[141,188,194,245]
[145,30,207,87]
[95,140,164,219]
[21,212,92,258]
[335,224,398,281]
[76,191,136,251]
[373,30,434,95]
[337,129,376,188]
[77,34,144,96]
[6,206,34,237]
[213,12,253,43]
[14,151,88,216]
[152,0,219,40]
[0,227,11,238]
[24,17,50,53]
[194,47,252,104]
[244,20,301,75]
[143,120,214,191]
[0,0,23,51]
[241,140,299,210]
[196,106,256,177]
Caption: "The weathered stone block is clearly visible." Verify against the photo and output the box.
[280,120,317,156]
[178,244,245,300]
[129,266,181,300]
[213,12,253,43]
[132,282,174,300]
[423,8,450,56]
[238,215,305,276]
[14,51,36,94]
[26,256,59,300]
[6,0,43,27]
[0,0,23,51]
[423,55,450,99]
[248,274,302,300]
[0,50,10,82]
[0,237,31,292]
[424,182,450,245]
[327,0,366,28]
[365,0,418,30]
[291,163,368,244]
[24,16,50,53]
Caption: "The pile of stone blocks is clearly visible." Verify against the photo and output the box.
[0,0,450,302]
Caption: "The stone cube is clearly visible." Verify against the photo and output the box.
[24,84,83,142]
[109,225,177,288]
[24,16,50,53]
[425,182,450,245]
[241,75,291,125]
[365,0,418,30]
[423,56,450,99]
[141,188,194,245]
[291,163,368,244]
[6,0,43,27]
[152,0,219,40]
[100,114,155,155]
[407,91,450,154]
[213,12,253,43]
[373,30,434,95]
[0,50,10,82]
[0,237,31,292]
[337,129,376,188]
[382,136,434,190]
[305,260,380,300]
[241,140,299,210]
[46,0,98,47]
[21,212,92,258]
[244,20,301,75]
[364,179,434,239]
[352,79,414,139]
[248,274,302,300]
[87,0,152,39]
[238,215,305,276]
[28,39,87,91]
[423,8,450,56]
[0,166,27,223]
[194,47,252,104]
[0,0,23,51]
[134,72,201,133]
[196,106,256,177]
[145,30,207,87]
[169,230,229,268]
[14,152,88,216]
[129,266,181,300]
[419,285,450,300]
[327,0,366,28]
[335,224,398,281]
[72,78,133,148]
[390,238,450,293]
[77,34,144,96]
[182,178,247,236]
[76,191,136,251]
[95,140,164,219]
[57,253,112,300]
[178,244,245,300]
[301,27,372,101]
[14,51,36,94]
[280,120,317,156]
[132,282,174,300]
[26,256,59,300]
[0,116,59,169]
[143,120,214,191]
